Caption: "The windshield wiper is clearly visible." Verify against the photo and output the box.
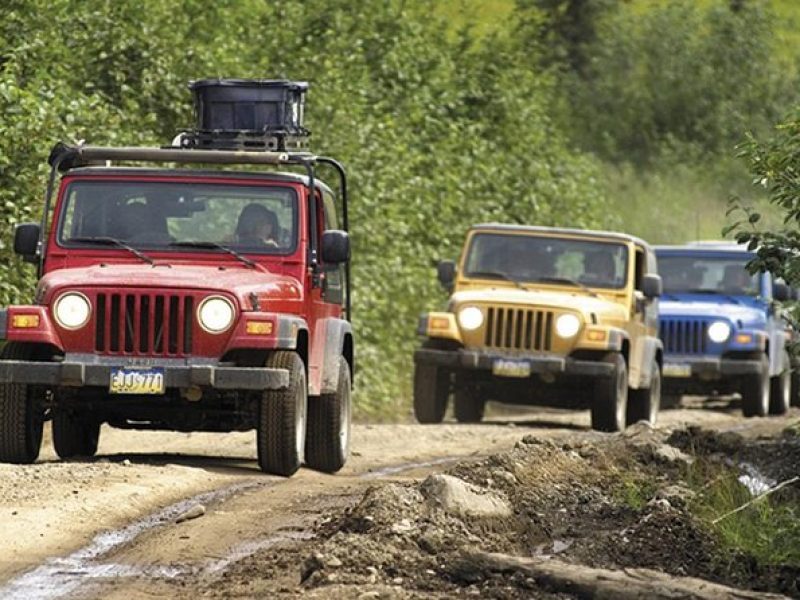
[467,270,529,291]
[169,241,258,269]
[69,236,155,265]
[534,276,599,298]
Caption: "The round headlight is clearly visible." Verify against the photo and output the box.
[555,314,581,338]
[198,296,235,333]
[54,292,91,330]
[708,321,731,343]
[458,306,484,331]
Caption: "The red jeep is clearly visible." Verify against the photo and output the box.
[0,79,353,476]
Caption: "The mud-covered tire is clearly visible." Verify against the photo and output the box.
[741,354,770,418]
[792,370,800,408]
[413,364,449,424]
[769,352,791,416]
[591,353,628,432]
[305,357,351,473]
[453,388,485,423]
[258,351,307,477]
[52,411,100,459]
[627,359,661,426]
[0,343,43,464]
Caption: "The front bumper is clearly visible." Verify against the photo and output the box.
[414,348,615,377]
[0,360,289,390]
[662,355,763,379]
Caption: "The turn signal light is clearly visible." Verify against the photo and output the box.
[735,333,753,344]
[586,330,607,342]
[429,317,451,330]
[246,321,273,335]
[11,314,40,328]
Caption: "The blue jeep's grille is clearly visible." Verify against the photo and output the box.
[659,318,709,354]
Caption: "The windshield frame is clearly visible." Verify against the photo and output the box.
[53,175,301,257]
[461,231,630,291]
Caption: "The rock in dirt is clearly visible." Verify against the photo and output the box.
[420,474,512,519]
[175,504,206,524]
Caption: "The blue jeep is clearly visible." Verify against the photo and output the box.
[656,243,792,417]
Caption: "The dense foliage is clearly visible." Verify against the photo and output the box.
[1,0,798,416]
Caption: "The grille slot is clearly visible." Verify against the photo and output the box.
[94,292,195,355]
[659,319,708,354]
[484,307,554,351]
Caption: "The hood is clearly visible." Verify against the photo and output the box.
[451,287,628,322]
[659,297,766,328]
[37,264,302,308]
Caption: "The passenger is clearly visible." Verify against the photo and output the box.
[235,204,279,247]
[116,202,170,243]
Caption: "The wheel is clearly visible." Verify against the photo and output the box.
[591,353,628,432]
[769,352,791,416]
[52,410,100,458]
[627,359,661,426]
[661,394,682,409]
[0,343,44,464]
[741,354,769,418]
[258,351,307,476]
[413,363,449,424]
[453,386,485,423]
[305,357,351,473]
[792,370,800,408]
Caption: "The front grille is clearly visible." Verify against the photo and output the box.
[659,319,708,354]
[484,307,554,351]
[94,292,195,355]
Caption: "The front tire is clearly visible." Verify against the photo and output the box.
[769,352,791,416]
[258,351,307,476]
[413,363,450,424]
[453,387,485,423]
[592,353,628,432]
[741,354,770,418]
[305,357,351,473]
[52,411,100,458]
[0,343,44,464]
[627,359,661,426]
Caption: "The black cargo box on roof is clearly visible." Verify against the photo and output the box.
[184,79,310,152]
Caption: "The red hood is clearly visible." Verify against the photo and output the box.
[37,264,303,308]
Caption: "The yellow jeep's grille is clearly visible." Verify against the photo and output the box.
[483,307,554,351]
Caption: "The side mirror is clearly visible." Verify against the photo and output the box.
[437,260,456,292]
[773,281,791,302]
[14,223,40,264]
[321,230,350,264]
[642,274,662,299]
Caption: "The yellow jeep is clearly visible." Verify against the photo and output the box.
[413,224,663,431]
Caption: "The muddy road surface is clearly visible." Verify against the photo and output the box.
[0,400,795,599]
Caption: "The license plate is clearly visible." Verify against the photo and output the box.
[663,364,692,378]
[492,359,531,378]
[109,368,166,395]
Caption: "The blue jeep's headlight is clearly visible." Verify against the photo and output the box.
[708,321,731,343]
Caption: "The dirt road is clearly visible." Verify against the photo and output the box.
[0,401,793,599]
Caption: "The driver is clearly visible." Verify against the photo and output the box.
[235,203,279,247]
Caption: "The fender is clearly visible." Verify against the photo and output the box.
[310,317,353,396]
[274,315,308,351]
[633,336,663,389]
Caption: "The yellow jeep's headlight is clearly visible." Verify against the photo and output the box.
[708,321,731,343]
[198,296,235,333]
[54,292,91,330]
[457,306,484,331]
[555,314,581,338]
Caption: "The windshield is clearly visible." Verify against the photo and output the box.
[464,233,628,289]
[658,254,758,296]
[58,180,298,254]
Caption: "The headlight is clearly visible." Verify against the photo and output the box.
[198,296,235,333]
[53,292,91,329]
[458,306,484,330]
[708,321,731,343]
[555,314,581,338]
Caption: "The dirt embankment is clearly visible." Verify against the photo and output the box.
[211,421,800,599]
